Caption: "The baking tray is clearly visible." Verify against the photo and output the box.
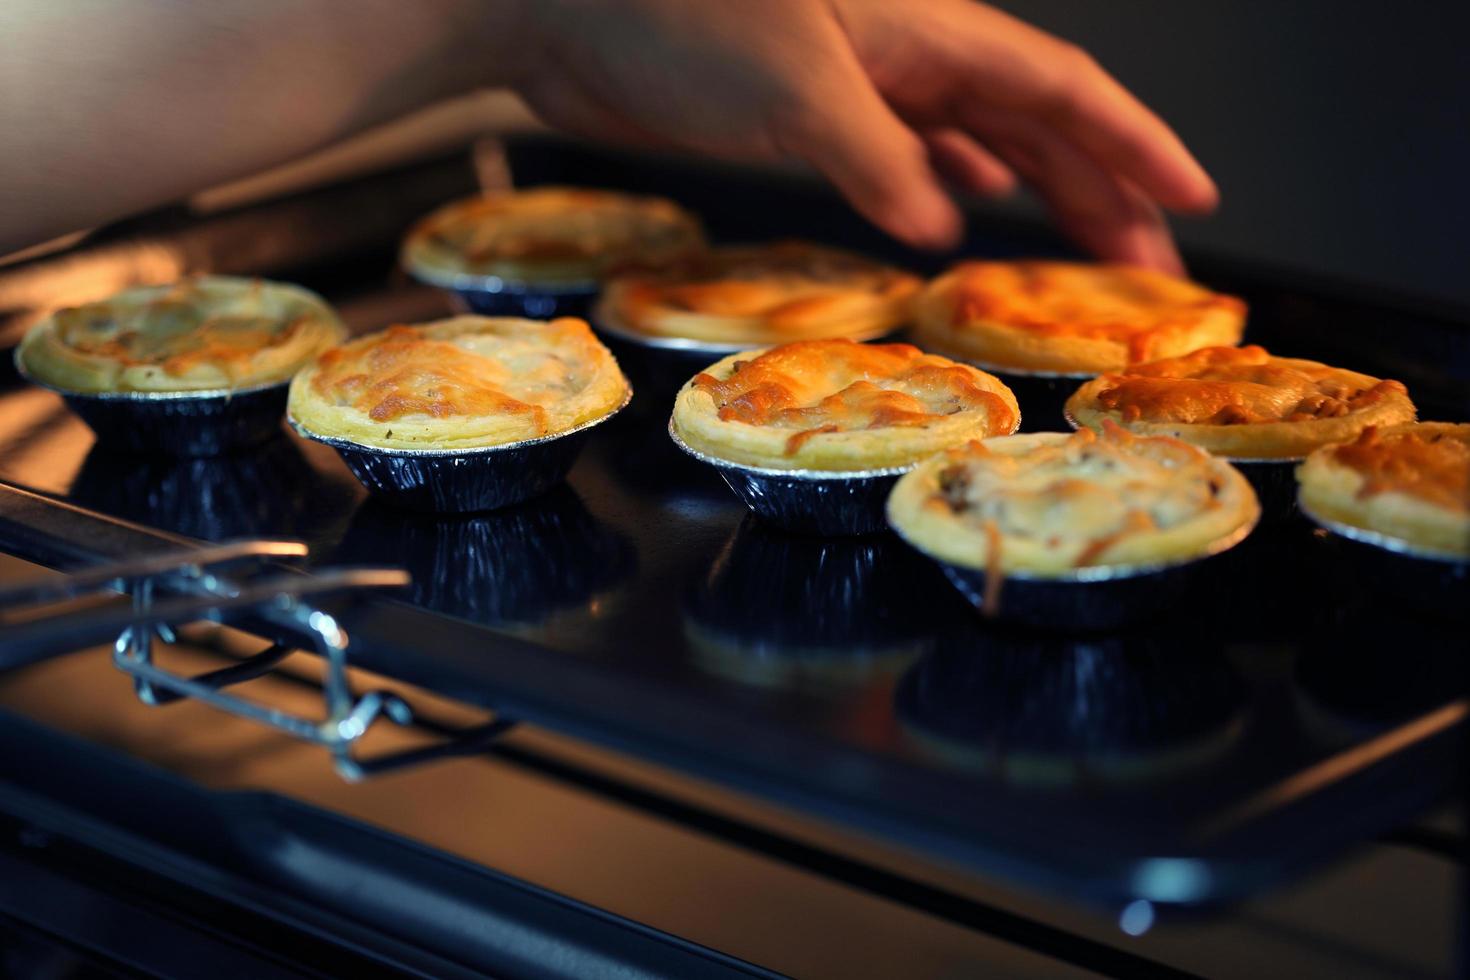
[0,139,1467,914]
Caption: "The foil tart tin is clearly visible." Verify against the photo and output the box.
[890,519,1259,631]
[894,633,1246,788]
[1226,458,1301,520]
[682,516,940,687]
[592,313,754,411]
[290,391,630,513]
[406,264,600,320]
[668,420,909,535]
[594,306,903,413]
[15,349,288,456]
[949,357,1090,434]
[1299,497,1469,618]
[1061,408,1301,520]
[333,485,635,628]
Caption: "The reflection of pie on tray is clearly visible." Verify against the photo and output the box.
[912,260,1246,374]
[401,186,705,287]
[671,339,1020,470]
[18,276,346,393]
[1066,345,1417,459]
[288,316,630,451]
[887,423,1259,575]
[597,242,921,345]
[1296,422,1470,558]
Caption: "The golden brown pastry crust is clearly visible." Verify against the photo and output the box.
[17,276,345,394]
[1296,422,1470,558]
[671,339,1019,470]
[401,186,705,287]
[911,260,1246,374]
[1066,346,1417,459]
[596,242,920,345]
[887,424,1259,575]
[288,316,630,451]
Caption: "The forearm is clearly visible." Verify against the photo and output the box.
[0,0,529,253]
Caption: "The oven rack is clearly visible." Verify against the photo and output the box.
[0,539,516,780]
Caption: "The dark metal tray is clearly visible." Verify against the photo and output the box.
[1,139,1466,915]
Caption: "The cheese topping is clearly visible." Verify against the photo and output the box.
[692,340,1017,454]
[947,260,1245,363]
[1091,346,1409,425]
[933,424,1229,567]
[1330,425,1470,513]
[603,242,919,344]
[310,319,597,429]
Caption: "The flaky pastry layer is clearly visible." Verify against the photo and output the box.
[597,242,920,345]
[911,260,1245,374]
[289,316,630,450]
[18,276,345,393]
[1066,346,1416,459]
[1297,422,1470,558]
[402,186,705,286]
[671,340,1019,470]
[887,424,1259,575]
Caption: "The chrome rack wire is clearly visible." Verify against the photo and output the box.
[0,540,516,780]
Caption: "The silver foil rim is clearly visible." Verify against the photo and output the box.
[948,354,1094,381]
[1298,497,1469,565]
[15,347,291,455]
[13,346,290,401]
[593,307,895,354]
[289,387,633,458]
[889,510,1260,584]
[402,257,601,296]
[666,419,915,480]
[1059,408,1307,465]
[668,419,912,534]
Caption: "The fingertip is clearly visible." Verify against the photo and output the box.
[896,188,965,251]
[1166,169,1219,215]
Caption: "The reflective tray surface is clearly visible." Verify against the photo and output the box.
[1,143,1466,909]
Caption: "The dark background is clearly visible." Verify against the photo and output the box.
[989,2,1470,310]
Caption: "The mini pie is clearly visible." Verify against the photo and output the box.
[596,241,921,345]
[911,260,1246,374]
[671,339,1020,470]
[288,316,630,451]
[17,276,345,394]
[887,423,1259,575]
[1066,345,1417,459]
[401,186,705,287]
[1296,422,1470,558]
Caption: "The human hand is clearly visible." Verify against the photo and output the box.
[516,0,1215,273]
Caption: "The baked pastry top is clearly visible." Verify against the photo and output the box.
[18,276,345,394]
[911,260,1246,374]
[887,423,1259,575]
[288,316,630,451]
[596,241,921,345]
[671,339,1019,470]
[1297,422,1470,558]
[401,186,705,287]
[1066,345,1417,459]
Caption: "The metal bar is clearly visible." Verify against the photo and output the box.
[1,567,407,671]
[0,539,306,607]
[136,642,294,707]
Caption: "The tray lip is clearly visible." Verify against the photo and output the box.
[286,388,632,458]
